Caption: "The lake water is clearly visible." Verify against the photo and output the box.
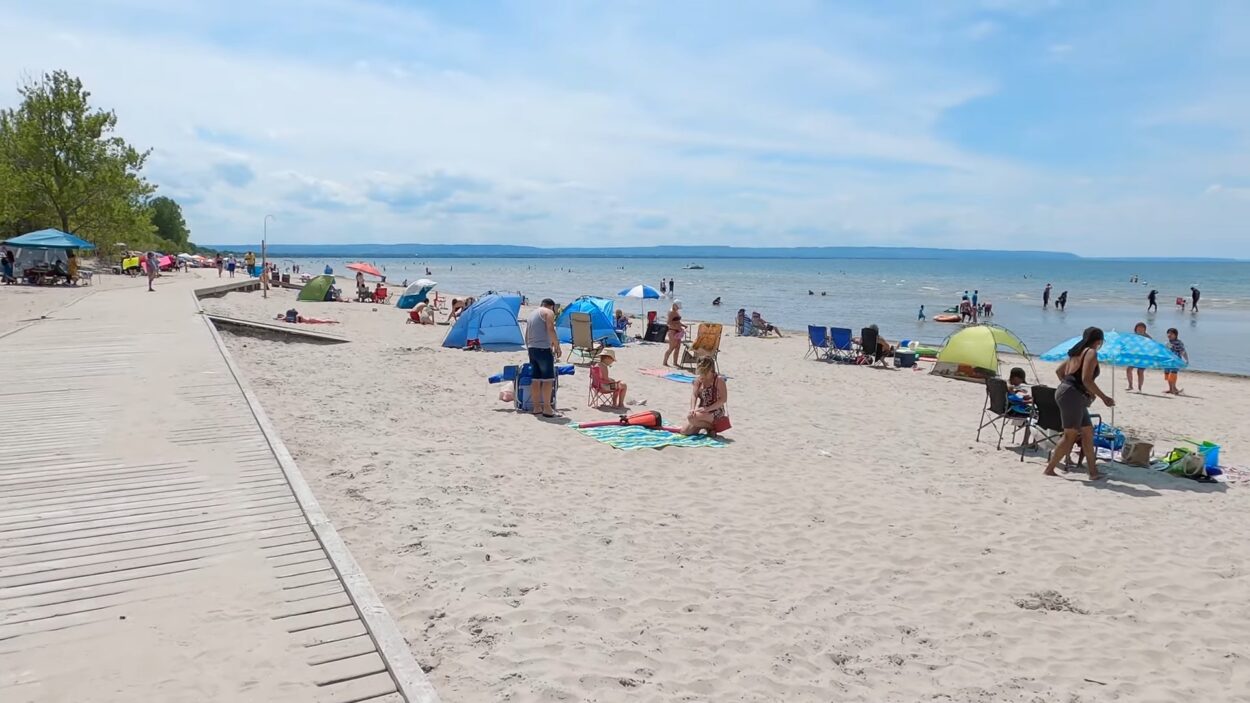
[277,256,1250,375]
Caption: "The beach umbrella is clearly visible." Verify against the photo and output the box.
[1039,330,1186,424]
[346,262,384,278]
[414,278,437,288]
[4,228,96,250]
[618,283,661,319]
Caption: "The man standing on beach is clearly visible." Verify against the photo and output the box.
[1042,283,1052,308]
[525,298,562,418]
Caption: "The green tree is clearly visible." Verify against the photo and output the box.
[149,196,190,247]
[0,70,155,245]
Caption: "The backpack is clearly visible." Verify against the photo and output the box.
[284,309,299,323]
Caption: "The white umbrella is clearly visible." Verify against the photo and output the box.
[414,278,437,288]
[619,284,661,319]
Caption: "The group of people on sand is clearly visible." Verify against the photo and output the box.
[1030,323,1189,481]
[521,298,725,435]
[732,308,782,338]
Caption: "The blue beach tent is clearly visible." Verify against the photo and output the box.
[555,296,622,347]
[442,294,524,349]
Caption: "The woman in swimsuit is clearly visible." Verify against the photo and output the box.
[662,300,686,367]
[1044,326,1115,480]
[681,357,727,436]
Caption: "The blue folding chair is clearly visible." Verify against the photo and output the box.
[828,327,854,361]
[805,325,832,360]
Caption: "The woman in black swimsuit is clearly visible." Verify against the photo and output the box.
[1044,326,1115,480]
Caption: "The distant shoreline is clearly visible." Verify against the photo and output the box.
[203,244,1242,263]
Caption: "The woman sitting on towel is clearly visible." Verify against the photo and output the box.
[681,357,728,436]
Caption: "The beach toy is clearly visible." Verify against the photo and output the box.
[578,410,664,430]
[1185,440,1220,470]
[934,314,961,323]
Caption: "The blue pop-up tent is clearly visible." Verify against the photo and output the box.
[4,229,96,250]
[555,295,622,347]
[442,294,524,349]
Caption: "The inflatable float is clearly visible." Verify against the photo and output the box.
[933,314,962,323]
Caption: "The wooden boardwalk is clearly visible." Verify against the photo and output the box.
[0,277,437,702]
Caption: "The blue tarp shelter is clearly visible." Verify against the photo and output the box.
[4,229,96,250]
[555,296,622,347]
[442,294,524,349]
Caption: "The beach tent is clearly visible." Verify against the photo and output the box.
[555,296,622,348]
[4,229,96,250]
[396,279,437,309]
[442,294,524,349]
[297,274,336,302]
[931,323,1032,381]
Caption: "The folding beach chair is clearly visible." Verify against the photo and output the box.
[569,312,606,363]
[1024,385,1093,465]
[805,326,831,360]
[857,327,885,365]
[679,323,724,371]
[976,377,1030,451]
[587,363,615,408]
[829,327,854,362]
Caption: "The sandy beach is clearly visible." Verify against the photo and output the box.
[190,282,1250,702]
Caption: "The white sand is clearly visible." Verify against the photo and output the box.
[201,285,1250,702]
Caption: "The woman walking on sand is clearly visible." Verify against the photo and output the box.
[1044,326,1115,480]
[662,300,687,367]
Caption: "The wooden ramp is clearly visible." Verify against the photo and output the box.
[0,279,436,703]
[204,313,349,344]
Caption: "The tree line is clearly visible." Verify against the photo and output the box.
[0,70,198,257]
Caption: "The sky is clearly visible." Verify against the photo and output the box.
[1,0,1248,256]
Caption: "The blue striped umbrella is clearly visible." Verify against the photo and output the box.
[619,284,662,319]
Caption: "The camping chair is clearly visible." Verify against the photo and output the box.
[1025,385,1090,465]
[805,326,832,360]
[857,327,885,365]
[680,323,723,371]
[569,312,607,363]
[587,363,615,408]
[829,327,854,362]
[374,286,389,304]
[976,377,1030,451]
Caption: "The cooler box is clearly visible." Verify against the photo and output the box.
[894,349,917,368]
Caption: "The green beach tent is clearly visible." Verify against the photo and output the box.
[297,274,335,302]
[931,323,1033,381]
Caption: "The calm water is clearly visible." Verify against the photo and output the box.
[280,256,1250,375]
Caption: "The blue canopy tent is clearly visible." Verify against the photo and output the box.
[555,295,622,347]
[442,294,524,349]
[4,229,96,250]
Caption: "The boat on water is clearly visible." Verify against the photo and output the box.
[683,263,704,270]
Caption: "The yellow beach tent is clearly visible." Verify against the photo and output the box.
[931,324,1033,381]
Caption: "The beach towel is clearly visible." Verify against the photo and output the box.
[639,369,705,383]
[570,424,724,450]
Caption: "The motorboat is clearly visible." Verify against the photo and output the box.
[682,263,704,270]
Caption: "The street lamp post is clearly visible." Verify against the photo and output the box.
[262,214,275,299]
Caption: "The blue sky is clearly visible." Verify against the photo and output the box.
[1,0,1248,255]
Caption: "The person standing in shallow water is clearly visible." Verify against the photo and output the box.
[1042,283,1052,309]
[659,279,666,295]
[1147,289,1158,312]
[1191,286,1200,313]
[669,278,675,296]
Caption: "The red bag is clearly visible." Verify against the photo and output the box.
[623,410,662,428]
[712,415,732,433]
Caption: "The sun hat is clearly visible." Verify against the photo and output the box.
[673,300,682,309]
[599,349,616,360]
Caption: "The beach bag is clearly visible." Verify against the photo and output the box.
[622,410,662,429]
[1120,440,1153,467]
[1167,451,1208,480]
[712,415,732,433]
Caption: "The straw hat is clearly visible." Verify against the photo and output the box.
[599,349,616,360]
